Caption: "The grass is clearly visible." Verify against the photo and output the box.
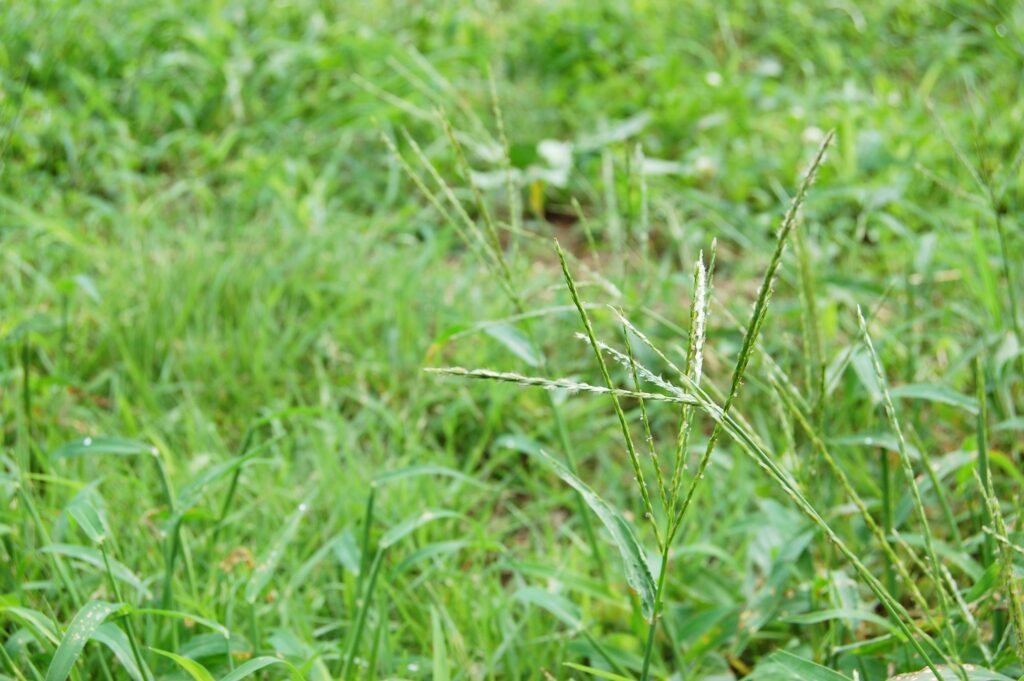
[2,0,1024,679]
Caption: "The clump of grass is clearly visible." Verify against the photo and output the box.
[428,132,853,677]
[5,3,1024,679]
[425,120,1022,680]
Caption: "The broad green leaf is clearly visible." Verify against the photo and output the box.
[563,662,634,681]
[395,540,469,575]
[40,544,151,598]
[372,464,489,489]
[1,314,58,345]
[245,501,310,603]
[891,383,979,414]
[494,434,544,456]
[45,600,124,681]
[220,656,300,681]
[782,609,900,635]
[65,484,110,544]
[51,437,155,461]
[380,510,462,550]
[897,532,982,580]
[513,586,583,630]
[994,416,1024,432]
[750,650,851,680]
[484,323,540,367]
[149,648,215,681]
[132,608,229,638]
[966,563,1001,602]
[830,433,921,460]
[178,633,248,660]
[431,607,449,681]
[91,622,149,681]
[175,448,263,516]
[531,449,656,621]
[850,348,882,403]
[577,111,651,151]
[329,528,362,575]
[0,605,60,646]
[286,537,339,596]
[988,451,1024,488]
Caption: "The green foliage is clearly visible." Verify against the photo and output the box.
[2,1,1023,680]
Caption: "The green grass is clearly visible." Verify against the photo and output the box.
[2,1,1024,679]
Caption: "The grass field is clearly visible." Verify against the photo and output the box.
[3,1,1024,680]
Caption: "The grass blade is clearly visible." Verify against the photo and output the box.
[220,656,301,681]
[856,307,959,650]
[555,240,663,550]
[529,448,656,621]
[50,437,155,460]
[431,607,450,681]
[90,622,150,681]
[245,500,311,603]
[148,648,215,681]
[45,600,125,681]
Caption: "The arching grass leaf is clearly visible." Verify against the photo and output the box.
[891,383,979,414]
[45,600,125,681]
[132,608,229,638]
[513,586,583,630]
[431,607,450,681]
[245,500,311,603]
[51,437,155,461]
[380,510,462,550]
[0,605,60,646]
[220,656,301,681]
[750,651,851,680]
[563,662,633,681]
[65,484,110,544]
[149,648,215,681]
[484,323,541,367]
[373,464,490,489]
[40,544,151,598]
[530,448,656,621]
[91,622,149,681]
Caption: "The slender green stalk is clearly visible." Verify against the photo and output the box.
[856,308,961,661]
[623,323,669,513]
[973,374,1024,663]
[556,241,663,551]
[975,358,994,568]
[793,222,825,425]
[357,486,376,598]
[341,550,384,680]
[908,426,964,552]
[572,197,601,264]
[487,66,520,236]
[100,543,151,681]
[880,443,894,592]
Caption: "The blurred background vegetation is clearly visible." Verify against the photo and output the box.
[2,1,1023,679]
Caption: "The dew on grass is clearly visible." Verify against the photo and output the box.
[83,437,92,446]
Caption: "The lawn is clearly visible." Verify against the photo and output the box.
[2,1,1023,680]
